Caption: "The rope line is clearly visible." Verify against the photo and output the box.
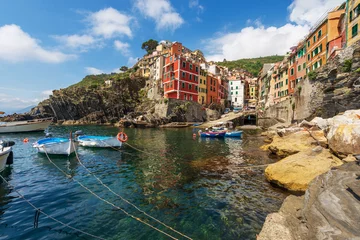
[0,174,105,240]
[73,141,192,240]
[42,146,179,240]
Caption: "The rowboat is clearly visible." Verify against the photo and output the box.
[225,131,243,138]
[0,141,15,172]
[33,137,75,155]
[200,131,226,138]
[0,118,52,133]
[77,135,122,148]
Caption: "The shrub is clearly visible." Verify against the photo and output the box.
[342,59,352,72]
[355,68,360,73]
[163,98,169,104]
[307,71,318,81]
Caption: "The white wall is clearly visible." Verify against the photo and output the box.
[229,80,244,107]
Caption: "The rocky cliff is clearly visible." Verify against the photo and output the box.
[30,73,147,124]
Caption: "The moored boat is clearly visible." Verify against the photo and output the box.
[200,131,226,138]
[77,135,122,148]
[33,137,75,155]
[225,131,243,138]
[0,118,52,133]
[0,141,15,172]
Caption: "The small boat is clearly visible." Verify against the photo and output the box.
[0,117,52,133]
[0,141,15,172]
[33,137,75,155]
[225,131,243,138]
[200,131,226,138]
[77,135,122,148]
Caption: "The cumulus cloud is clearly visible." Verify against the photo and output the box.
[204,0,343,61]
[85,67,104,75]
[52,34,103,51]
[114,40,130,56]
[288,0,344,26]
[88,7,133,38]
[0,24,76,63]
[127,56,139,67]
[135,0,184,31]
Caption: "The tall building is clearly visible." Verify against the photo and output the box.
[288,47,297,95]
[198,68,207,105]
[229,79,245,107]
[206,74,219,104]
[347,0,360,46]
[296,42,307,84]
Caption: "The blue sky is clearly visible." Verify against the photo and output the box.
[0,0,343,112]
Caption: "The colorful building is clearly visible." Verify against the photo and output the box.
[206,74,218,104]
[327,5,346,58]
[296,42,307,83]
[347,0,360,46]
[288,47,297,95]
[163,49,200,102]
[198,68,207,105]
[274,59,289,103]
[229,79,245,107]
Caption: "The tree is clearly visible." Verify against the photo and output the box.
[141,39,158,54]
[120,66,128,72]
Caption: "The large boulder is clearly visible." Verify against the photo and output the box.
[326,109,360,158]
[262,130,326,158]
[265,148,343,192]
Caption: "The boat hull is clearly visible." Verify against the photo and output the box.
[200,131,226,138]
[77,136,122,148]
[33,138,75,155]
[0,147,11,172]
[0,119,52,133]
[225,131,243,138]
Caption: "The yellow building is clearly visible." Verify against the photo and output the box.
[274,59,289,103]
[198,69,207,105]
[347,0,360,46]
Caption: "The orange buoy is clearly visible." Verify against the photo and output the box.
[117,132,128,142]
[23,138,29,143]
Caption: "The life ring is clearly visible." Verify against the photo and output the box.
[23,138,29,143]
[117,132,128,142]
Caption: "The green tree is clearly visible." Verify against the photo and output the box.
[120,66,128,72]
[141,39,158,54]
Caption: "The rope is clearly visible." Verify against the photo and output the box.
[42,146,179,240]
[72,141,192,240]
[0,174,105,240]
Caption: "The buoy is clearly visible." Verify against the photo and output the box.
[23,138,29,143]
[117,132,128,142]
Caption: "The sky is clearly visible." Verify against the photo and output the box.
[0,0,344,112]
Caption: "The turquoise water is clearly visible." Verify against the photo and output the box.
[0,126,287,240]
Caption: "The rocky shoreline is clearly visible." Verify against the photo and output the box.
[258,109,360,239]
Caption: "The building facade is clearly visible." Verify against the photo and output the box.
[229,80,245,107]
[347,0,360,46]
[198,69,207,105]
[206,74,218,104]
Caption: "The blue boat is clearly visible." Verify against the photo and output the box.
[33,137,75,155]
[200,131,226,138]
[225,131,243,138]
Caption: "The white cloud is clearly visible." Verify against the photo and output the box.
[41,90,53,96]
[88,7,132,38]
[288,0,344,26]
[85,67,104,75]
[135,0,184,31]
[0,94,40,112]
[189,0,204,12]
[0,24,76,63]
[114,40,130,56]
[127,56,138,67]
[52,34,102,51]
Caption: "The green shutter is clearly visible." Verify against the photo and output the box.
[352,24,358,38]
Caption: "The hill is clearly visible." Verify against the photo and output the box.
[217,55,284,77]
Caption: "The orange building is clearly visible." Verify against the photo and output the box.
[296,42,307,83]
[288,47,297,95]
[306,19,328,73]
[327,6,346,58]
[206,74,219,104]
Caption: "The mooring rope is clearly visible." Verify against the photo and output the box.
[42,146,180,240]
[72,141,192,240]
[0,174,105,240]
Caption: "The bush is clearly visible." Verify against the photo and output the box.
[342,59,352,72]
[355,68,360,73]
[307,71,318,81]
[297,86,302,93]
[163,98,169,104]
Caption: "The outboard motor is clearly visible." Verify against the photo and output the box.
[45,133,52,138]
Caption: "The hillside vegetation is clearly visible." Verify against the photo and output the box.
[217,55,284,76]
[68,71,132,89]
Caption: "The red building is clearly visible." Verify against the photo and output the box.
[206,74,219,104]
[288,47,297,95]
[163,52,200,102]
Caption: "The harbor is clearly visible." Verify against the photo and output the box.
[0,125,287,239]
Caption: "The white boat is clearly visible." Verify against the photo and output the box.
[0,141,14,172]
[33,137,75,155]
[0,118,52,133]
[77,135,122,148]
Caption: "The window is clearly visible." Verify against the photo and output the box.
[182,62,186,68]
[298,65,301,71]
[190,64,193,70]
[319,59,322,67]
[318,30,322,38]
[204,80,206,85]
[184,94,187,100]
[200,79,202,84]
[189,84,192,90]
[236,91,238,95]
[190,95,193,101]
[303,63,306,69]
[236,86,238,89]
[170,57,172,62]
[182,71,185,78]
[308,54,310,61]
[290,68,294,75]
[313,35,316,43]
[286,79,288,85]
[189,74,192,80]
[231,92,233,95]
[210,86,212,91]
[307,41,310,47]
[231,87,233,90]
[182,82,185,89]
[231,82,233,85]
[196,66,199,73]
[352,24,358,38]
[319,44,322,52]
[350,11,353,21]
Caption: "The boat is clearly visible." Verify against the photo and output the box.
[33,137,75,155]
[0,141,15,172]
[77,135,122,148]
[225,131,243,138]
[199,131,226,138]
[0,117,52,133]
